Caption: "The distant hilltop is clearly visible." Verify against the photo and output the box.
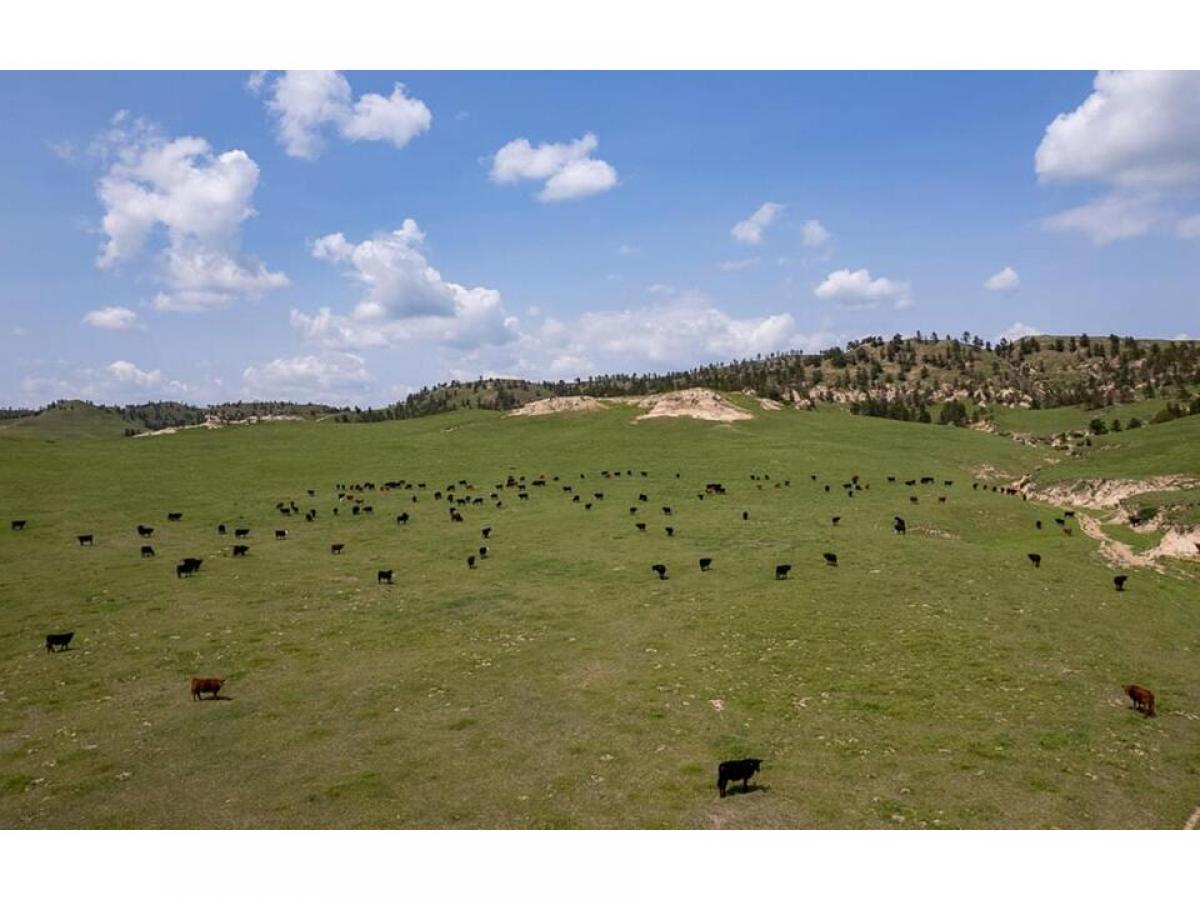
[4,332,1198,431]
[356,332,1200,425]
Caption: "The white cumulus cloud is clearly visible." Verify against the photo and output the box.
[1042,193,1161,245]
[260,71,431,160]
[243,352,372,400]
[1036,71,1200,244]
[507,292,835,379]
[107,360,159,386]
[82,305,142,330]
[801,218,830,247]
[94,115,287,312]
[814,268,910,310]
[731,202,783,244]
[998,322,1042,343]
[292,219,517,351]
[984,266,1020,291]
[490,133,617,202]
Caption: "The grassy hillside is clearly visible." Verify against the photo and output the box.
[0,400,131,441]
[360,334,1200,423]
[1,401,1197,828]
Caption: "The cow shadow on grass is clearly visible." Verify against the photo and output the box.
[723,784,769,797]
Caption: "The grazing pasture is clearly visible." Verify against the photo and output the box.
[0,402,1197,828]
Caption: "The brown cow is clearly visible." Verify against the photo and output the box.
[191,677,225,701]
[1123,684,1155,717]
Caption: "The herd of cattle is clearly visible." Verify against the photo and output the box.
[14,464,1158,798]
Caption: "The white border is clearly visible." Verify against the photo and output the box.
[2,830,1196,898]
[3,0,1199,69]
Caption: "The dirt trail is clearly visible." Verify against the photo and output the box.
[1078,514,1157,570]
[1078,514,1200,570]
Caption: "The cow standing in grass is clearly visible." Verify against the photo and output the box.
[191,678,225,701]
[717,758,762,797]
[1123,684,1155,717]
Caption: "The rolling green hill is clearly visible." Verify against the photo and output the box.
[357,333,1200,424]
[1,396,1196,828]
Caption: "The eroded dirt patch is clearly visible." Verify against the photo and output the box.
[625,389,753,423]
[1027,476,1200,510]
[508,396,609,416]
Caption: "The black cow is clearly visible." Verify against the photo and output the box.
[1114,574,1128,592]
[662,506,672,516]
[824,485,830,493]
[665,526,675,537]
[944,480,954,487]
[1028,553,1042,568]
[938,496,947,504]
[573,496,582,504]
[639,493,649,503]
[893,517,906,535]
[77,534,94,547]
[481,527,492,539]
[832,516,841,526]
[363,506,374,514]
[479,546,488,558]
[909,496,919,504]
[1064,511,1076,518]
[718,758,762,797]
[594,492,604,500]
[217,523,227,535]
[584,503,593,510]
[651,563,668,580]
[167,512,183,521]
[1035,520,1042,530]
[141,545,155,558]
[823,552,838,567]
[1054,517,1065,526]
[775,564,791,580]
[331,543,345,555]
[699,557,713,572]
[232,545,249,557]
[467,555,476,569]
[45,632,74,653]
[235,527,250,538]
[176,558,202,578]
[378,569,394,585]
[636,523,647,532]
[275,529,287,540]
[11,519,27,530]
[629,506,638,515]
[886,476,896,482]
[742,511,749,521]
[397,513,410,525]
[137,524,154,537]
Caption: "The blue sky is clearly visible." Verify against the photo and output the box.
[1,70,1197,407]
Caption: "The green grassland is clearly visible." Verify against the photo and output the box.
[1,401,1198,828]
[989,396,1183,438]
